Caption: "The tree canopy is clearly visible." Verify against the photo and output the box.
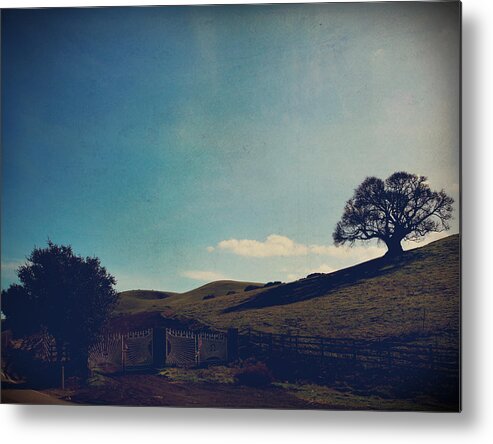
[333,172,454,256]
[1,241,118,371]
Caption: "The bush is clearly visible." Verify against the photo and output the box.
[244,285,262,292]
[202,294,215,300]
[235,360,273,387]
[306,273,324,279]
[263,281,282,288]
[226,291,236,295]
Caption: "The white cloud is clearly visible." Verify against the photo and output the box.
[310,264,336,274]
[1,260,24,271]
[206,246,215,253]
[215,234,385,260]
[1,260,24,279]
[181,270,228,282]
[217,234,309,257]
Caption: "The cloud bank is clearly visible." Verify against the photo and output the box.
[213,234,384,260]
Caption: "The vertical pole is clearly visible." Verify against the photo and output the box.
[195,334,199,367]
[61,365,65,390]
[152,328,165,368]
[227,328,239,362]
[165,329,168,366]
[121,334,125,374]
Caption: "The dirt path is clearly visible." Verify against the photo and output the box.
[67,374,325,409]
[2,389,73,405]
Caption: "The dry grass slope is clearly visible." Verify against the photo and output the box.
[117,235,460,346]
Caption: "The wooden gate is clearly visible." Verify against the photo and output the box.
[165,328,228,367]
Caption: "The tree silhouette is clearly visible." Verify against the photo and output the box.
[333,172,454,257]
[1,241,118,374]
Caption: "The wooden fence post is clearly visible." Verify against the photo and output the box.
[121,334,125,373]
[152,328,166,368]
[227,328,239,361]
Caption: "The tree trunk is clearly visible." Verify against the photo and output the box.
[384,237,404,257]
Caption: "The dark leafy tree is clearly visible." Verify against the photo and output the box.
[1,241,118,374]
[333,172,454,257]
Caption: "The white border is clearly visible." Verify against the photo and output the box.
[2,0,493,443]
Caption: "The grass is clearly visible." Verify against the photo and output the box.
[115,235,460,347]
[115,280,262,316]
[159,366,236,385]
[274,382,451,411]
[156,365,449,411]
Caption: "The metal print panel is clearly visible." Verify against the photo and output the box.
[1,1,461,411]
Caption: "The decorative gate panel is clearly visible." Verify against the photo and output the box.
[89,329,154,373]
[125,329,153,368]
[165,329,197,367]
[88,335,123,374]
[165,329,228,367]
[198,332,227,363]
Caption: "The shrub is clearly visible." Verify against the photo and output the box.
[226,291,236,295]
[244,285,262,292]
[235,360,273,387]
[202,294,215,300]
[263,281,282,288]
[306,273,324,279]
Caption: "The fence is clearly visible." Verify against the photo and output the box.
[87,327,231,373]
[88,328,154,373]
[12,326,459,377]
[165,328,228,367]
[239,328,459,374]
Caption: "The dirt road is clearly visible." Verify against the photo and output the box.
[2,389,73,405]
[62,374,325,409]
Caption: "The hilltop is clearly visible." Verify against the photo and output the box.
[115,234,460,345]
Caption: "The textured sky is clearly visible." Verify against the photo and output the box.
[1,3,460,292]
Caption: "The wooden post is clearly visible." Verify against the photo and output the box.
[121,334,125,373]
[195,334,199,367]
[61,365,65,390]
[165,329,169,366]
[152,328,166,368]
[227,328,239,362]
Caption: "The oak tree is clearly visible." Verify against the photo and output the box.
[1,241,118,374]
[333,172,454,256]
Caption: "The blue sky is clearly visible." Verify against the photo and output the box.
[1,3,460,292]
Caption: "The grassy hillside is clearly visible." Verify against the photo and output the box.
[115,281,263,316]
[116,235,460,345]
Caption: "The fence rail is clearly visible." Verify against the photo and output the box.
[9,326,459,377]
[239,328,459,374]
